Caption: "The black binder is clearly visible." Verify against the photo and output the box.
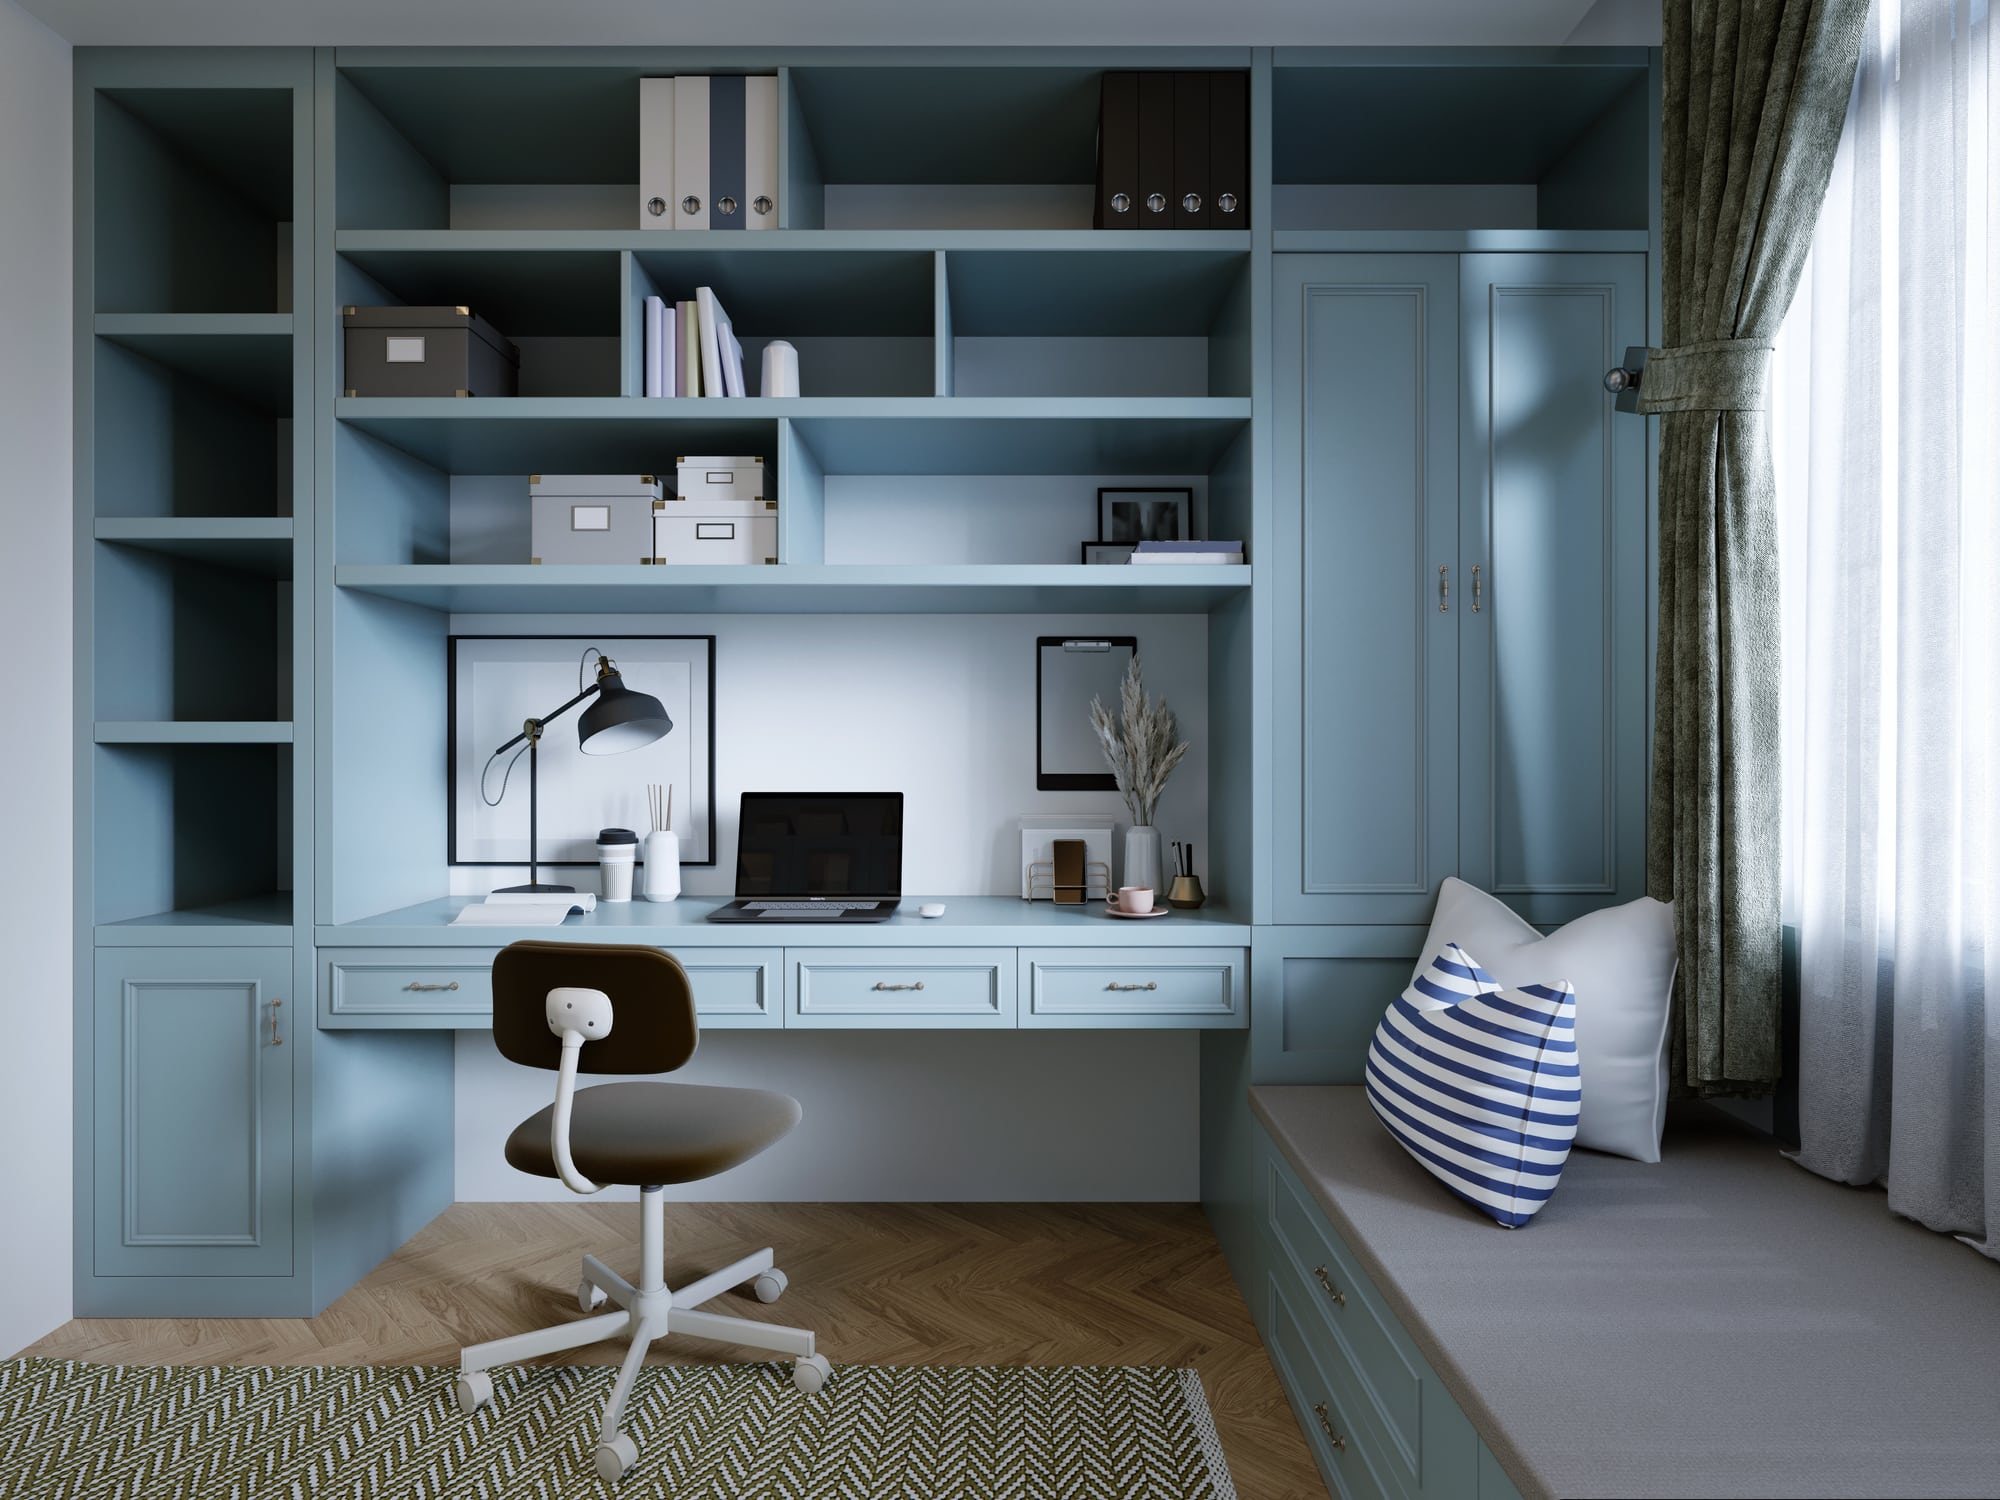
[708,73,746,230]
[1095,72,1139,230]
[1173,72,1210,228]
[1136,71,1175,231]
[1208,70,1249,228]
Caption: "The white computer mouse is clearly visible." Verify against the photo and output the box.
[918,903,946,918]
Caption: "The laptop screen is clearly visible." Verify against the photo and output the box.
[734,793,904,899]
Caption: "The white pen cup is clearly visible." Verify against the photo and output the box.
[641,829,682,902]
[597,827,638,902]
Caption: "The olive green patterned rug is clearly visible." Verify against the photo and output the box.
[0,1357,1236,1499]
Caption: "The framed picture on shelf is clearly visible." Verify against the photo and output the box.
[1097,487,1192,544]
[448,635,716,867]
[1081,542,1138,566]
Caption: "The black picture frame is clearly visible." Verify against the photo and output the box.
[1096,486,1193,545]
[447,634,718,867]
[1035,635,1137,791]
[1081,542,1138,565]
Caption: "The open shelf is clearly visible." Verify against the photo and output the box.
[1272,49,1650,232]
[94,314,294,413]
[334,562,1251,614]
[335,396,1249,473]
[334,228,1251,254]
[95,722,296,744]
[95,337,293,518]
[94,542,293,721]
[96,517,295,576]
[97,892,296,946]
[95,86,295,313]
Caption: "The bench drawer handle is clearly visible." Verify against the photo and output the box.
[872,981,925,992]
[405,980,461,992]
[1105,981,1159,992]
[1313,1401,1346,1452]
[1313,1265,1346,1306]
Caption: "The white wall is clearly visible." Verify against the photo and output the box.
[0,0,73,1357]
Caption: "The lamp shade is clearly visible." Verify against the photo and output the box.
[577,669,673,755]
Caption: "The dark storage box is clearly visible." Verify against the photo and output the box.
[342,305,519,398]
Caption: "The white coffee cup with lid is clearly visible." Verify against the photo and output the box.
[597,827,638,903]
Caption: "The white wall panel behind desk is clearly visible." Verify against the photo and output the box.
[0,0,73,1358]
[454,1029,1200,1202]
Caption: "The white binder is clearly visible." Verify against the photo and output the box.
[671,75,710,231]
[745,75,779,230]
[638,78,675,230]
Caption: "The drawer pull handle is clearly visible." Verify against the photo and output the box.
[872,981,925,992]
[405,981,461,992]
[1313,1265,1346,1306]
[270,998,283,1047]
[1105,981,1159,992]
[1312,1402,1346,1452]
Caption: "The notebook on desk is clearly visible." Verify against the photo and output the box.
[707,792,903,922]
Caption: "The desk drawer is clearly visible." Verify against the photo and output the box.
[1267,1146,1426,1491]
[320,947,781,1030]
[1018,946,1245,1028]
[1268,1272,1399,1500]
[788,948,1015,1029]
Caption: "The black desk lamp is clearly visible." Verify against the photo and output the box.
[491,653,673,894]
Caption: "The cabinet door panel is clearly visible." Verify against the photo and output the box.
[94,947,294,1276]
[1460,253,1648,925]
[1275,255,1460,924]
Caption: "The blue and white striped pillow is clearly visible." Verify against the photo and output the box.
[1365,943,1580,1229]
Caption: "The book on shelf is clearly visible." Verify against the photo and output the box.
[643,295,676,397]
[1128,540,1245,565]
[694,287,748,398]
[678,299,698,396]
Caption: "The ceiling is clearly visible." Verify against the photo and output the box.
[19,0,1656,49]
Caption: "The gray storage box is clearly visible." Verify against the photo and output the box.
[344,305,519,398]
[675,455,767,506]
[530,474,663,565]
[655,510,777,565]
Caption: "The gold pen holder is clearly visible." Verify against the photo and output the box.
[1167,875,1206,909]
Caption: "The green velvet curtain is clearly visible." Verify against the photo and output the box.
[1641,0,1869,1096]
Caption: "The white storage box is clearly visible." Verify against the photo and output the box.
[675,455,767,506]
[529,475,663,565]
[654,512,777,565]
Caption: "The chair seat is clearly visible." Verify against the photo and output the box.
[506,1081,802,1187]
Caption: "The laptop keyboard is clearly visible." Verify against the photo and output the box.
[744,901,880,912]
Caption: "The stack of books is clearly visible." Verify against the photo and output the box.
[1129,540,1245,565]
[642,286,748,399]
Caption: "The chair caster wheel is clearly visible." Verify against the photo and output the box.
[454,1371,493,1416]
[579,1278,607,1312]
[595,1431,639,1482]
[751,1268,788,1304]
[791,1352,832,1395]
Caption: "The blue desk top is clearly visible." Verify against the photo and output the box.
[318,894,1250,948]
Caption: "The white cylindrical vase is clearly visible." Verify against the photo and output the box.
[1122,825,1163,893]
[760,340,800,397]
[641,829,682,902]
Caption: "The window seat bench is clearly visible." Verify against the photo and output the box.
[1247,1085,2000,1500]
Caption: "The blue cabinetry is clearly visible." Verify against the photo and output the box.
[1273,251,1647,928]
[91,947,295,1281]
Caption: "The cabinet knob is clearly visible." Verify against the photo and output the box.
[270,997,283,1047]
[1313,1264,1346,1306]
[1313,1401,1346,1451]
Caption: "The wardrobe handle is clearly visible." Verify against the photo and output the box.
[1472,563,1483,614]
[405,980,461,992]
[1313,1264,1346,1306]
[1438,564,1449,612]
[270,998,283,1047]
[1313,1402,1346,1451]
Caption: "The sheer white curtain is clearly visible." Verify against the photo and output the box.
[1774,0,2000,1255]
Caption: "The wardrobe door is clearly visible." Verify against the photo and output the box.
[1459,253,1649,926]
[1274,255,1460,925]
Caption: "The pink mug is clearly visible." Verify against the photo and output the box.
[1109,886,1155,915]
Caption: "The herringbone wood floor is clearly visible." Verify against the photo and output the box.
[25,1202,1323,1499]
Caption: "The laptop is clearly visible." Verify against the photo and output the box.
[706,792,904,922]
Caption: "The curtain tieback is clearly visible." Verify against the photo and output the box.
[1634,337,1775,414]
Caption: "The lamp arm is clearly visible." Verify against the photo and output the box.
[489,680,603,758]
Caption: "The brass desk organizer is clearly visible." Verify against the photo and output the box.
[1025,860,1112,903]
[1167,875,1206,909]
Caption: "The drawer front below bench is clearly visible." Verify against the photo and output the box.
[1268,1271,1404,1500]
[787,948,1016,1029]
[1018,946,1246,1028]
[320,948,782,1029]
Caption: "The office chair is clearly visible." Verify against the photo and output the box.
[453,940,829,1483]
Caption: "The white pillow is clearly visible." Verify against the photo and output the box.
[1411,878,1676,1163]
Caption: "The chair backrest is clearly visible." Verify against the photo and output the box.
[492,940,698,1075]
